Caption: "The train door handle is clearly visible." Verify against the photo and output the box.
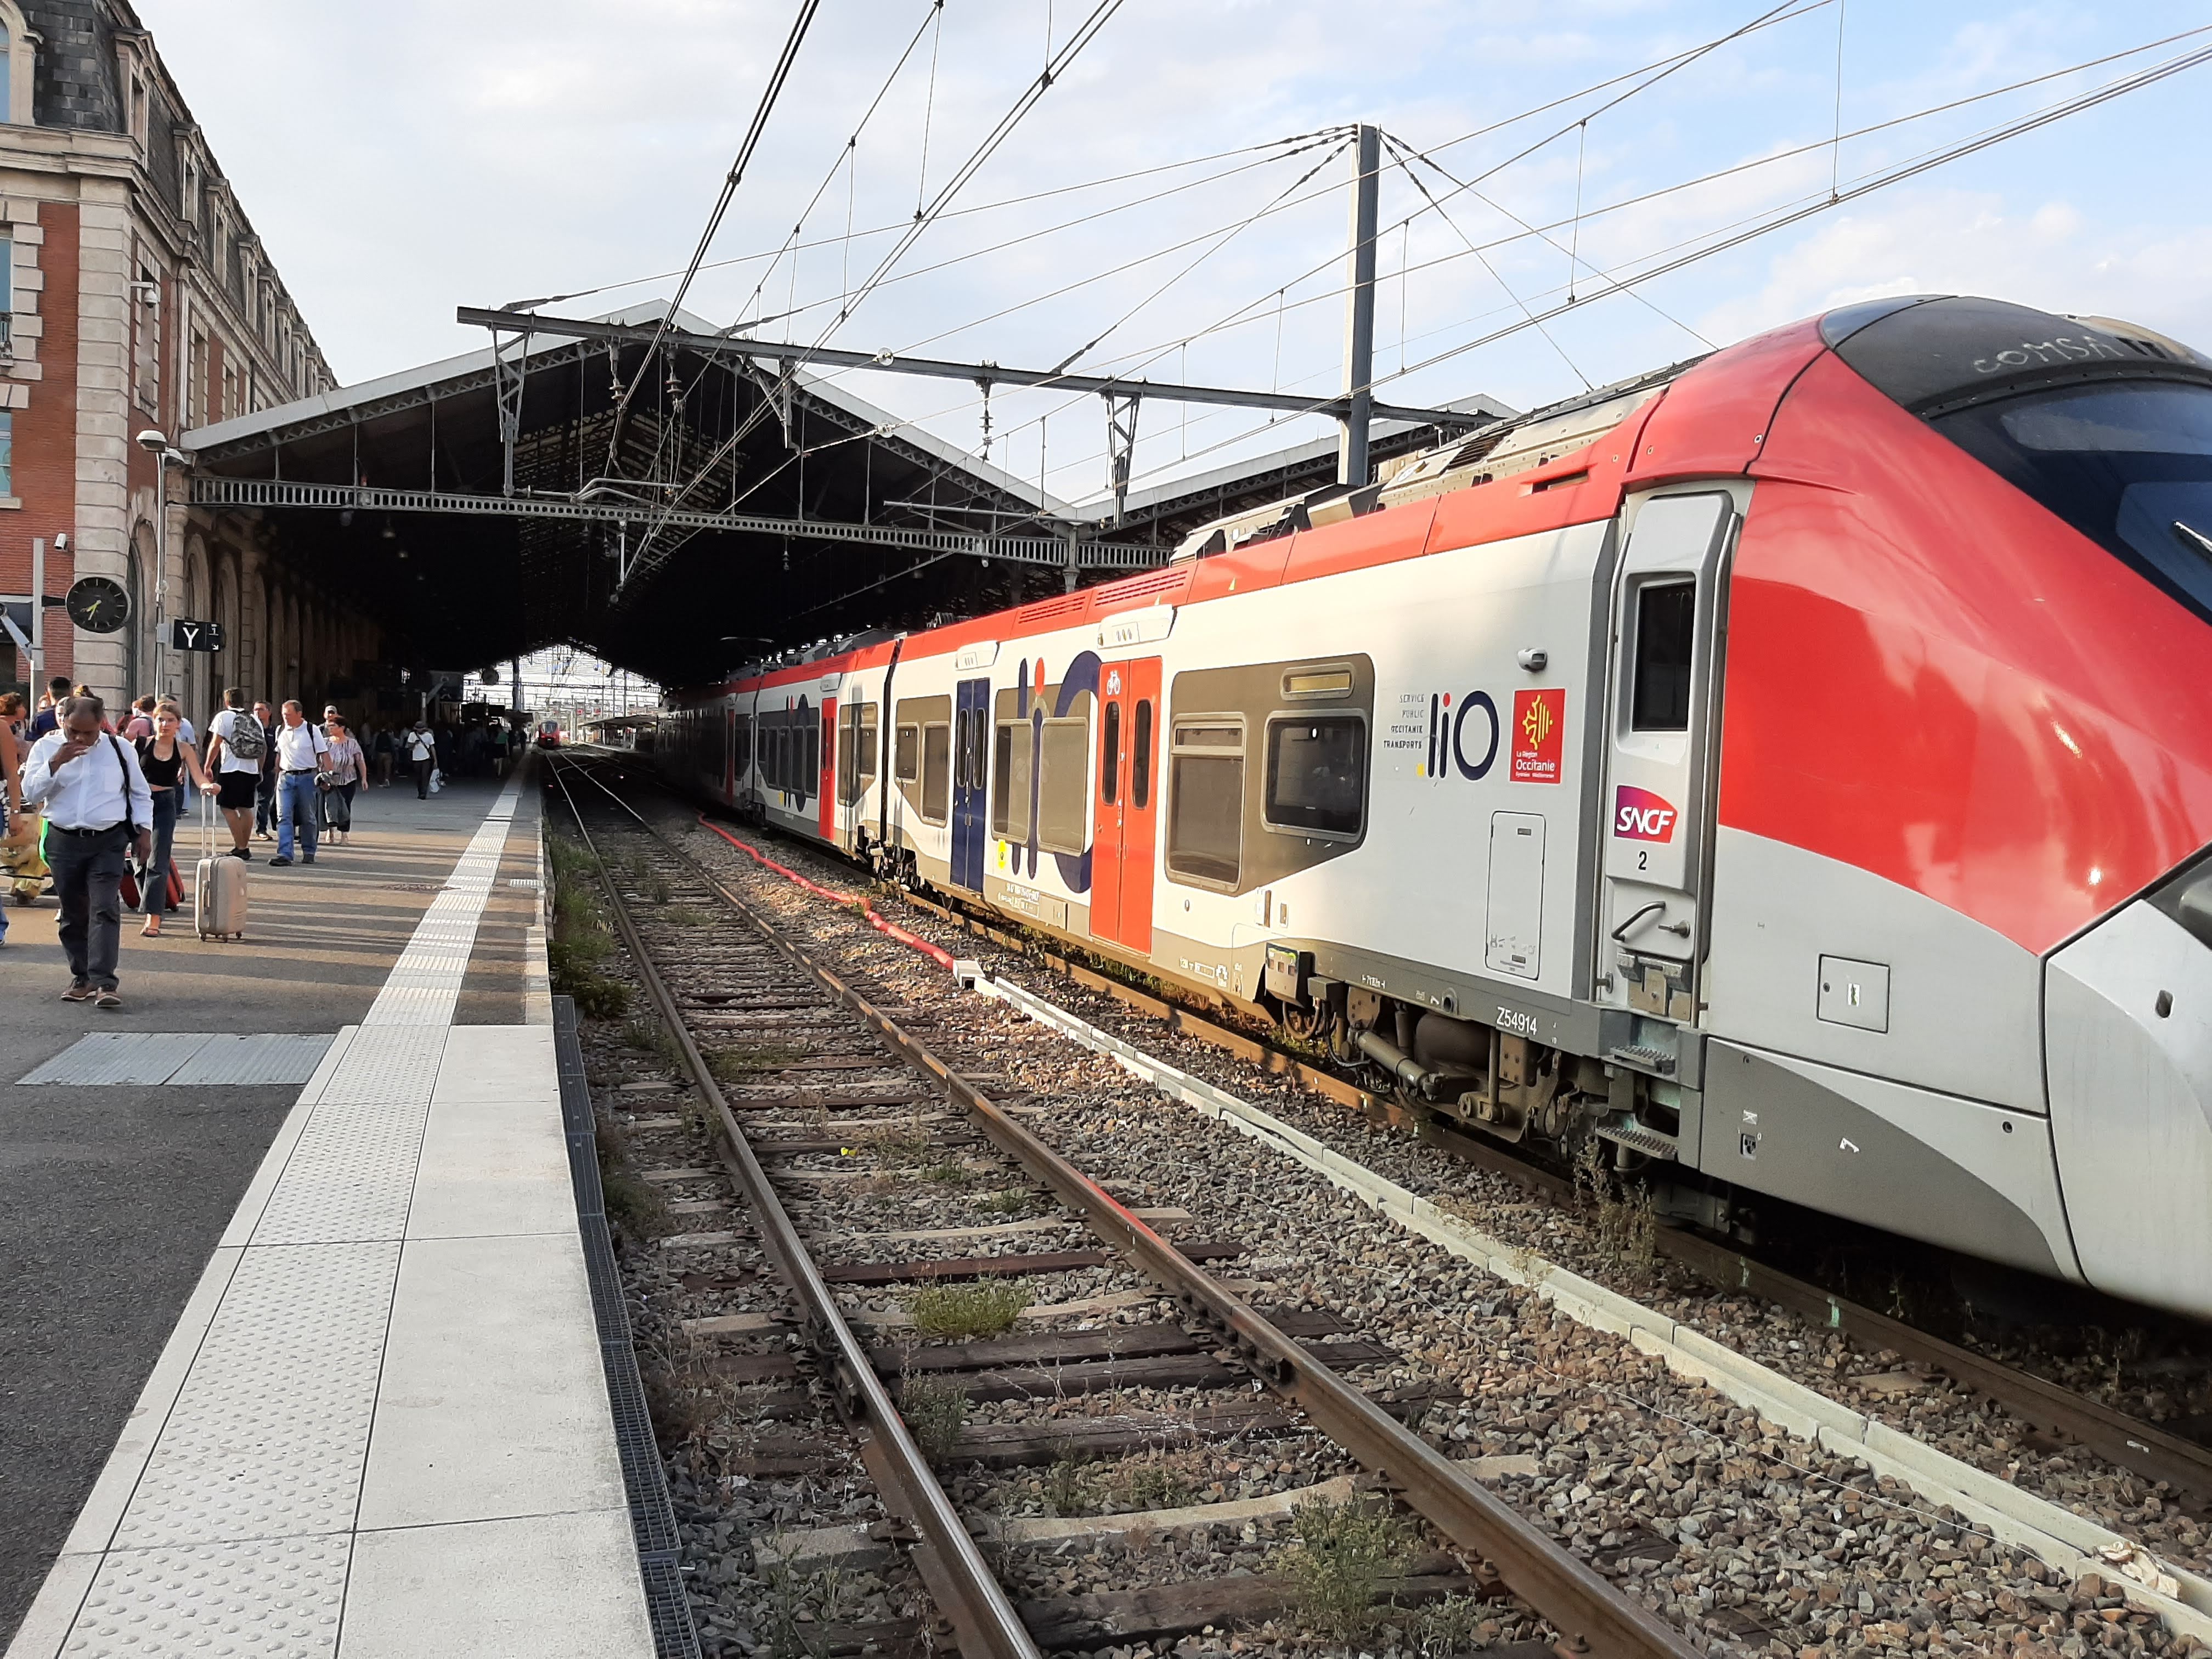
[1611,900,1668,941]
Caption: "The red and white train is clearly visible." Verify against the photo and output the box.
[661,296,2212,1319]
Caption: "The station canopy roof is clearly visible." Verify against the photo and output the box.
[184,303,1508,687]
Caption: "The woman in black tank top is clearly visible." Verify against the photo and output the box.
[134,704,210,936]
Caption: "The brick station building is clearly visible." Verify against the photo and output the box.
[0,0,380,721]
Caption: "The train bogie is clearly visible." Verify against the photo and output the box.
[665,294,2212,1320]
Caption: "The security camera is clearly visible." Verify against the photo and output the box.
[53,532,67,551]
[135,428,168,451]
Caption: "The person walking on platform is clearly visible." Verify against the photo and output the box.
[205,689,267,861]
[252,700,280,840]
[406,720,436,799]
[28,674,72,740]
[121,695,157,740]
[271,701,330,867]
[0,690,25,947]
[19,696,152,1008]
[134,702,210,938]
[319,715,364,844]
[372,723,395,787]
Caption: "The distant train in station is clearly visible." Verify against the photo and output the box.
[658,296,2212,1320]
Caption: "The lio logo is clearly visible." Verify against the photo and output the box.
[1613,785,1678,843]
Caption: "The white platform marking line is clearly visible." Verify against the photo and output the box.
[969,969,2212,1644]
[360,779,523,1028]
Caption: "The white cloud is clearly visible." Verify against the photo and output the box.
[1695,186,2212,348]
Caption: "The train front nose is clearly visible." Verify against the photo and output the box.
[2044,861,2212,1318]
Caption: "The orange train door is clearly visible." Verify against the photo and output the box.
[1090,656,1161,952]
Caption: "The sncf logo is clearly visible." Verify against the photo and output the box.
[1613,785,1678,843]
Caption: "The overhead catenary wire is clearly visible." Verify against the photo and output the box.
[1375,35,2212,391]
[619,0,1132,588]
[1074,18,2212,393]
[1091,30,2212,502]
[578,10,2211,591]
[733,0,945,336]
[696,14,2212,514]
[601,0,823,467]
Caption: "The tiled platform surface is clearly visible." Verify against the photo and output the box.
[6,777,654,1658]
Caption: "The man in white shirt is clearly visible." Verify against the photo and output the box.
[204,687,267,860]
[272,699,331,867]
[20,696,154,1008]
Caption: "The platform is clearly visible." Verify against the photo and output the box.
[1,767,657,1657]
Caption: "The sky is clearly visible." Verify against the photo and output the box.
[138,0,2212,510]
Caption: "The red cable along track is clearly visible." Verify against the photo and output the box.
[697,815,959,972]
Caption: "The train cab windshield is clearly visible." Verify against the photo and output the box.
[1933,379,2212,625]
[1827,295,2212,627]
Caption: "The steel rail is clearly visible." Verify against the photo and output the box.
[545,759,1042,1659]
[895,882,2212,1508]
[560,756,1701,1659]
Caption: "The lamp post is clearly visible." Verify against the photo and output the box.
[135,428,188,707]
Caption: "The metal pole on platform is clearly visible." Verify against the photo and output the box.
[1338,123,1381,489]
[29,534,44,689]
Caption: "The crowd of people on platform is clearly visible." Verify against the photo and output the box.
[0,673,524,1008]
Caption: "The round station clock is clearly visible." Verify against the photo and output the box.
[65,575,131,634]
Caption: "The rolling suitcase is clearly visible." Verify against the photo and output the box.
[194,793,247,940]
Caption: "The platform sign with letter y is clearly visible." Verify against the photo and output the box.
[168,618,224,652]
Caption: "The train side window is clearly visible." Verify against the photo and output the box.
[838,705,862,805]
[1630,581,1695,732]
[895,724,920,781]
[1132,701,1153,809]
[992,721,1029,837]
[1637,588,1699,738]
[808,720,822,789]
[859,704,878,783]
[1039,716,1088,855]
[1265,714,1366,839]
[921,723,950,823]
[1166,718,1244,887]
[1101,702,1120,806]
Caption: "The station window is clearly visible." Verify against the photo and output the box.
[1630,582,1695,732]
[1166,719,1244,887]
[1265,714,1365,839]
[0,410,13,496]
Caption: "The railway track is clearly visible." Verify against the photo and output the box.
[549,754,1705,1659]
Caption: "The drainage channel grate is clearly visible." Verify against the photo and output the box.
[18,1032,335,1086]
[556,996,700,1659]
